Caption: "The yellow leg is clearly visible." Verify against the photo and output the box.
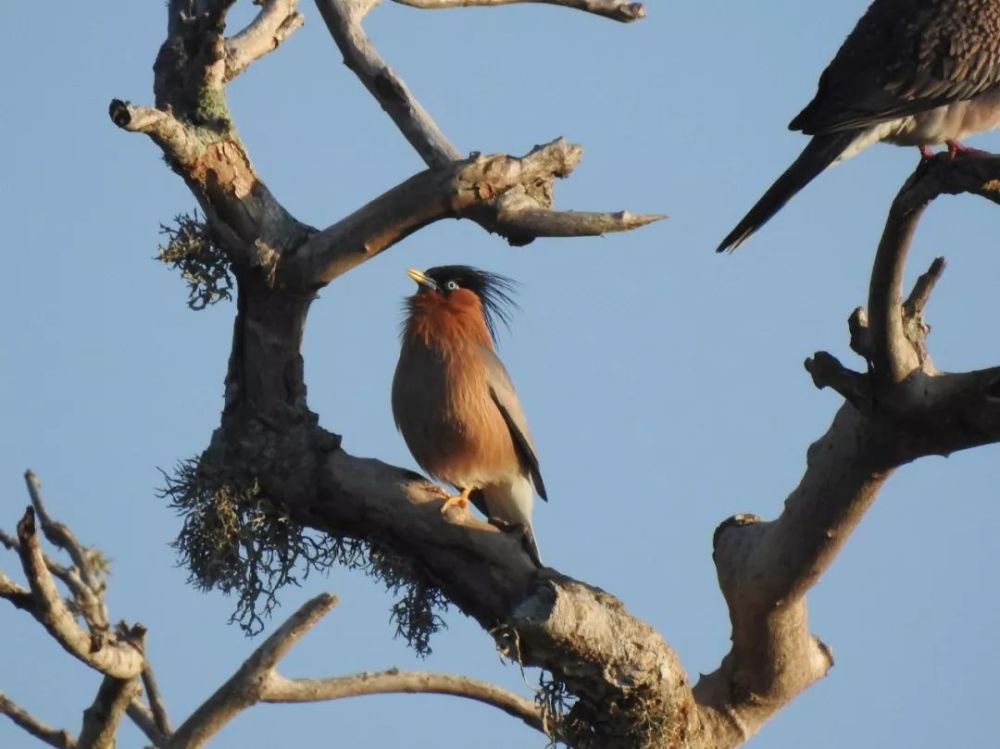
[441,486,472,514]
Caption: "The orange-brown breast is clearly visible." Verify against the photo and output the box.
[392,289,524,488]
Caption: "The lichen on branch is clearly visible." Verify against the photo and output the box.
[157,212,234,310]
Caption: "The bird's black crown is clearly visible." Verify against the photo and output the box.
[424,265,519,343]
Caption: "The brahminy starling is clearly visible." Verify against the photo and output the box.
[391,265,547,566]
[718,0,1000,252]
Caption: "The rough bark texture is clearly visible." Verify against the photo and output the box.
[0,0,990,747]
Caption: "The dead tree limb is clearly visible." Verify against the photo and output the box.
[93,0,1000,746]
[390,0,646,22]
[0,693,76,749]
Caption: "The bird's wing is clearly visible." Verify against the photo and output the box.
[791,0,1000,135]
[480,346,547,501]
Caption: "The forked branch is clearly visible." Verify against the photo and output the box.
[695,152,1000,748]
[225,0,306,80]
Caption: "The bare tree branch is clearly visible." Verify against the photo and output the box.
[106,102,199,165]
[167,593,337,749]
[24,471,95,585]
[262,669,547,733]
[696,152,1000,748]
[287,138,663,286]
[0,569,34,612]
[487,205,664,238]
[314,0,461,167]
[225,0,305,80]
[392,0,646,22]
[902,256,946,321]
[2,529,80,596]
[127,700,169,749]
[0,692,77,749]
[13,509,145,680]
[77,676,142,749]
[23,471,110,632]
[141,665,172,736]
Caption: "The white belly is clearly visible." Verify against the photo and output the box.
[480,475,534,528]
[835,89,1000,163]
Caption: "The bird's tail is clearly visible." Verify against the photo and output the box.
[521,525,543,568]
[716,130,858,252]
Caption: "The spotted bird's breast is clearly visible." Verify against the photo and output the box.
[392,337,521,490]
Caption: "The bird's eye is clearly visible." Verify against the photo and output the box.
[445,280,459,291]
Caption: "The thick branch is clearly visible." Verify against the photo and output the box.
[262,669,546,733]
[77,676,142,749]
[696,151,1000,748]
[287,139,663,286]
[225,0,305,80]
[267,450,702,746]
[13,509,144,680]
[0,692,76,749]
[314,0,461,168]
[167,593,337,749]
[392,0,646,22]
[107,101,200,168]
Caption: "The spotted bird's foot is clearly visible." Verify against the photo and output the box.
[946,140,989,158]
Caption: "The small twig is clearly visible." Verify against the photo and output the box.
[77,676,142,749]
[0,570,34,611]
[23,471,110,630]
[314,0,462,168]
[1,528,73,586]
[167,593,337,749]
[142,665,172,736]
[903,256,947,319]
[127,700,170,749]
[14,509,144,679]
[392,0,646,22]
[847,307,872,360]
[261,669,546,734]
[225,0,305,80]
[804,352,871,409]
[0,692,77,749]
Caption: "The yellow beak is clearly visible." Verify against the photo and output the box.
[406,268,438,290]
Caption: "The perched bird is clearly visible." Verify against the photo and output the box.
[718,0,1000,252]
[391,265,547,565]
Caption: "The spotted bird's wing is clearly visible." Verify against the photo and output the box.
[791,0,1000,135]
[480,346,547,501]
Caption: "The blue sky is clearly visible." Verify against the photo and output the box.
[3,1,999,747]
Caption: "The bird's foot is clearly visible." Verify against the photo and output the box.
[440,486,472,515]
[919,144,935,160]
[946,140,988,158]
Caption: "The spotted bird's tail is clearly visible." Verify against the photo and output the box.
[717,130,859,252]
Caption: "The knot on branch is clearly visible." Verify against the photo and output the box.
[711,513,762,559]
[505,575,696,749]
